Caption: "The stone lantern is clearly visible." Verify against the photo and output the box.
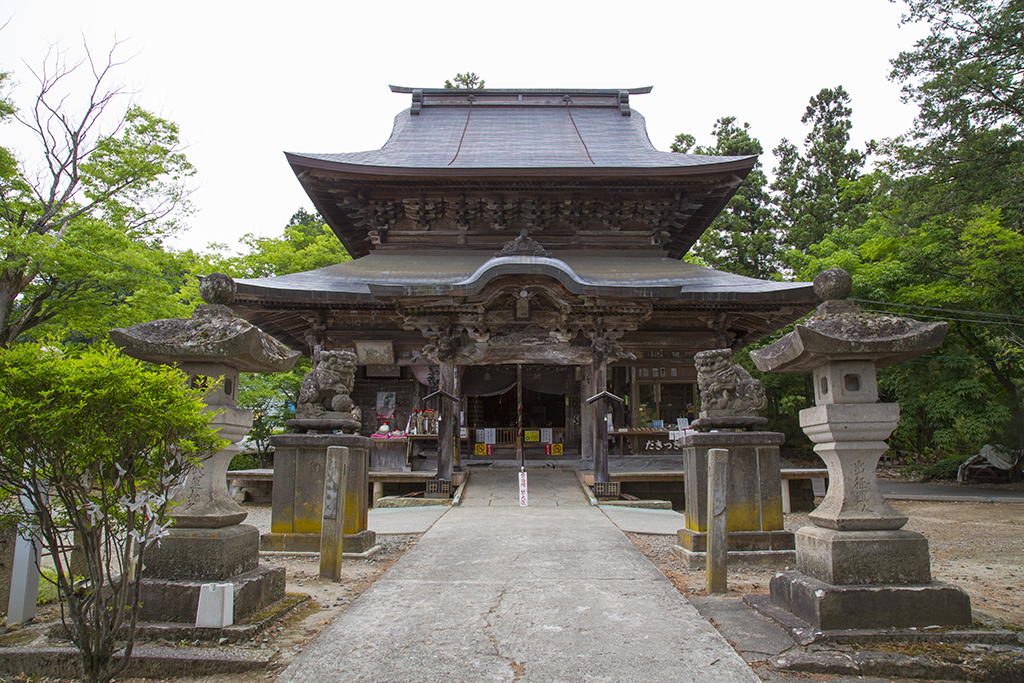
[110,273,300,624]
[750,268,971,630]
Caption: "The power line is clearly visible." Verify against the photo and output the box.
[852,298,1024,323]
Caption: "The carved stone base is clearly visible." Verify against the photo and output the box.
[261,531,379,557]
[136,566,285,624]
[677,528,795,554]
[285,418,361,434]
[143,524,259,581]
[672,545,795,569]
[796,527,932,586]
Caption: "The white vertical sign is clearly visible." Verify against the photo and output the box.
[518,470,528,507]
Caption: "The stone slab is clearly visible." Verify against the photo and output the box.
[769,570,972,630]
[598,505,686,535]
[367,506,450,534]
[143,524,259,581]
[136,565,285,624]
[0,645,270,680]
[689,597,795,663]
[275,503,760,683]
[796,526,931,585]
[261,531,377,554]
[261,532,320,553]
[373,496,450,508]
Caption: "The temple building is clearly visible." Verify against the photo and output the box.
[230,86,818,492]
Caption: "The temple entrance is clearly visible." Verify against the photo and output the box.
[463,364,576,459]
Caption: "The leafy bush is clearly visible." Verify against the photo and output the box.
[0,342,221,683]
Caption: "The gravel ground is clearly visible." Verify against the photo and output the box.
[628,499,1024,629]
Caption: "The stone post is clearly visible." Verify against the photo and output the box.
[6,495,41,625]
[751,268,971,630]
[706,449,729,595]
[320,446,349,580]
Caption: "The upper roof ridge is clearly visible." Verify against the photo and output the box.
[388,86,653,116]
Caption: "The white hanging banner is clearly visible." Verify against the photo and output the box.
[518,470,528,507]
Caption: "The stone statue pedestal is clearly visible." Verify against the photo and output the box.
[672,430,794,568]
[262,434,376,555]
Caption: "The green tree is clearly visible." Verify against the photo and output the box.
[211,209,350,278]
[0,43,195,347]
[444,72,485,89]
[772,86,868,267]
[803,193,1024,454]
[889,0,1024,229]
[672,117,781,279]
[0,342,220,683]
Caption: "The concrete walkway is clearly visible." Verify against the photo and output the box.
[277,469,760,683]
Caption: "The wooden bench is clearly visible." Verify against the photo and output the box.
[226,468,274,503]
[780,468,829,513]
[227,468,466,505]
[582,468,828,514]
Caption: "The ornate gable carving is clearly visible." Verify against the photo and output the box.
[495,229,551,258]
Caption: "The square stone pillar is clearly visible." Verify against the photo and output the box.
[262,433,375,554]
[672,431,794,568]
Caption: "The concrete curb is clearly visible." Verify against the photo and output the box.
[770,649,1024,681]
[575,469,599,506]
[451,471,470,506]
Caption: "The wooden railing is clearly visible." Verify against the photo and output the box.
[472,428,566,444]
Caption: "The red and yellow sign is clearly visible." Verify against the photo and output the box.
[474,443,494,456]
[544,443,563,456]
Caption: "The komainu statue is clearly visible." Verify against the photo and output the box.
[694,349,767,428]
[288,349,361,433]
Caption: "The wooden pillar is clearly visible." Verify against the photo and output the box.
[580,364,594,461]
[593,357,610,484]
[436,357,455,482]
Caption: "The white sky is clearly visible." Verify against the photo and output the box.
[2,0,926,254]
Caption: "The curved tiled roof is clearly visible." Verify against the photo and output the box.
[292,107,752,171]
[234,251,813,304]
